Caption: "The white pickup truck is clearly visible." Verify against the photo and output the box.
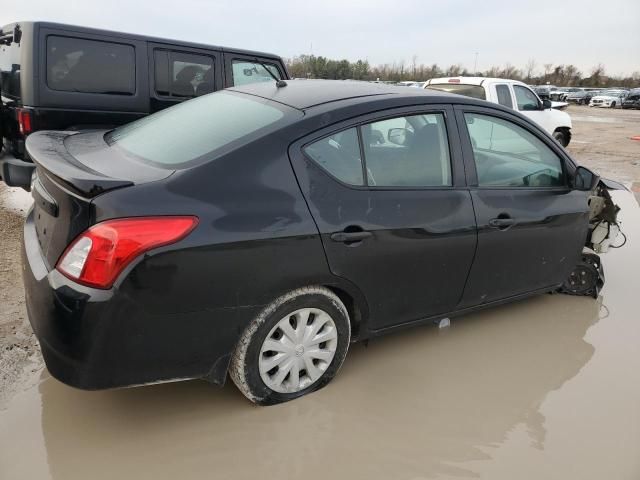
[424,77,573,147]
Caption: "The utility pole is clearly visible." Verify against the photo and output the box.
[474,52,479,74]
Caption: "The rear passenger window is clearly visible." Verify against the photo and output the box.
[154,50,214,98]
[304,128,364,186]
[363,113,451,187]
[47,36,135,94]
[232,60,281,86]
[495,84,513,108]
[464,113,564,187]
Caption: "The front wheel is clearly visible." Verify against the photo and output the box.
[611,101,616,108]
[553,130,570,147]
[229,286,351,405]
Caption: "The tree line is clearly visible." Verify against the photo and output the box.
[286,55,640,88]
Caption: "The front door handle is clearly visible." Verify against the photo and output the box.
[488,217,516,229]
[330,230,372,244]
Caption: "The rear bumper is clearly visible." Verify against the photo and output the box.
[22,208,257,390]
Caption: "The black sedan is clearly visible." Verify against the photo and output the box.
[16,80,620,404]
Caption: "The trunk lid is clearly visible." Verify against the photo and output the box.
[26,130,173,268]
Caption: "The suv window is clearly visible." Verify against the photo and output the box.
[363,113,451,187]
[304,128,364,186]
[0,35,21,98]
[495,84,513,108]
[47,36,135,94]
[513,85,540,111]
[154,50,214,98]
[232,60,281,86]
[464,113,564,187]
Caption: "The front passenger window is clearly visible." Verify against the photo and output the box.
[464,113,564,187]
[513,85,540,111]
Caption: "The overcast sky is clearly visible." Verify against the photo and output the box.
[3,0,639,76]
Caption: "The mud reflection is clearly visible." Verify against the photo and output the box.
[36,294,603,480]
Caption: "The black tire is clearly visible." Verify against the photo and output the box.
[553,130,569,147]
[229,286,351,405]
[611,101,616,108]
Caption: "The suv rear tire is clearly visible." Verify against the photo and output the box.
[229,286,351,405]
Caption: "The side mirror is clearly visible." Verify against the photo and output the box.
[1,158,35,191]
[542,99,552,110]
[573,166,599,191]
[388,128,410,146]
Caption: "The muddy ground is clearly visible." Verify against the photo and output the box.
[0,105,639,479]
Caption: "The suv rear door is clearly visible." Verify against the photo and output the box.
[454,105,589,307]
[148,43,222,113]
[289,105,477,331]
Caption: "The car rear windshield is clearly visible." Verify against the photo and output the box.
[426,84,486,100]
[0,32,21,98]
[106,91,297,168]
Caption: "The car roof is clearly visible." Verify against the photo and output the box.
[427,76,527,87]
[2,21,283,60]
[228,79,462,110]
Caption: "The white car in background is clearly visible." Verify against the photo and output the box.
[589,90,628,108]
[424,77,573,146]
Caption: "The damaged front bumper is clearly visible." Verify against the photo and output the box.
[560,179,625,298]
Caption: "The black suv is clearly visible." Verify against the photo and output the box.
[0,21,289,164]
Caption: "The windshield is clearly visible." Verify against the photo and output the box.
[426,83,486,100]
[106,91,298,168]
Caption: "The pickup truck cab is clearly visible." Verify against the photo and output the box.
[425,77,573,147]
[0,21,289,164]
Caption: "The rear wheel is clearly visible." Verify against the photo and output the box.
[229,286,351,405]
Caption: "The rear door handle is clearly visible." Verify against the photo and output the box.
[488,217,516,229]
[330,231,372,243]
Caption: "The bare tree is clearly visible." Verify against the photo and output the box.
[525,58,537,82]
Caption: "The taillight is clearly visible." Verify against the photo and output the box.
[17,108,33,136]
[56,216,199,289]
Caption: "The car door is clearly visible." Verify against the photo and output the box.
[511,83,554,133]
[289,106,477,331]
[454,105,590,308]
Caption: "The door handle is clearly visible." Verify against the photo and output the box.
[488,217,516,229]
[330,230,372,244]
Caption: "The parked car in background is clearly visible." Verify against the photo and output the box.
[14,80,621,404]
[425,77,573,146]
[622,90,640,109]
[532,85,552,100]
[566,90,600,105]
[0,21,289,165]
[589,90,628,108]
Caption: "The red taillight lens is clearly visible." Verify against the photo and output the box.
[17,109,33,135]
[56,216,199,289]
[448,78,461,83]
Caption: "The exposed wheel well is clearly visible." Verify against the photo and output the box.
[553,127,572,147]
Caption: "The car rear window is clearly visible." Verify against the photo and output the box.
[0,31,21,98]
[426,84,486,100]
[46,36,135,95]
[106,91,297,168]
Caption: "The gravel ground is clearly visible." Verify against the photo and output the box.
[0,104,638,408]
[0,181,42,407]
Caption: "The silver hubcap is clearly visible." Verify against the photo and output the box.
[259,308,338,394]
